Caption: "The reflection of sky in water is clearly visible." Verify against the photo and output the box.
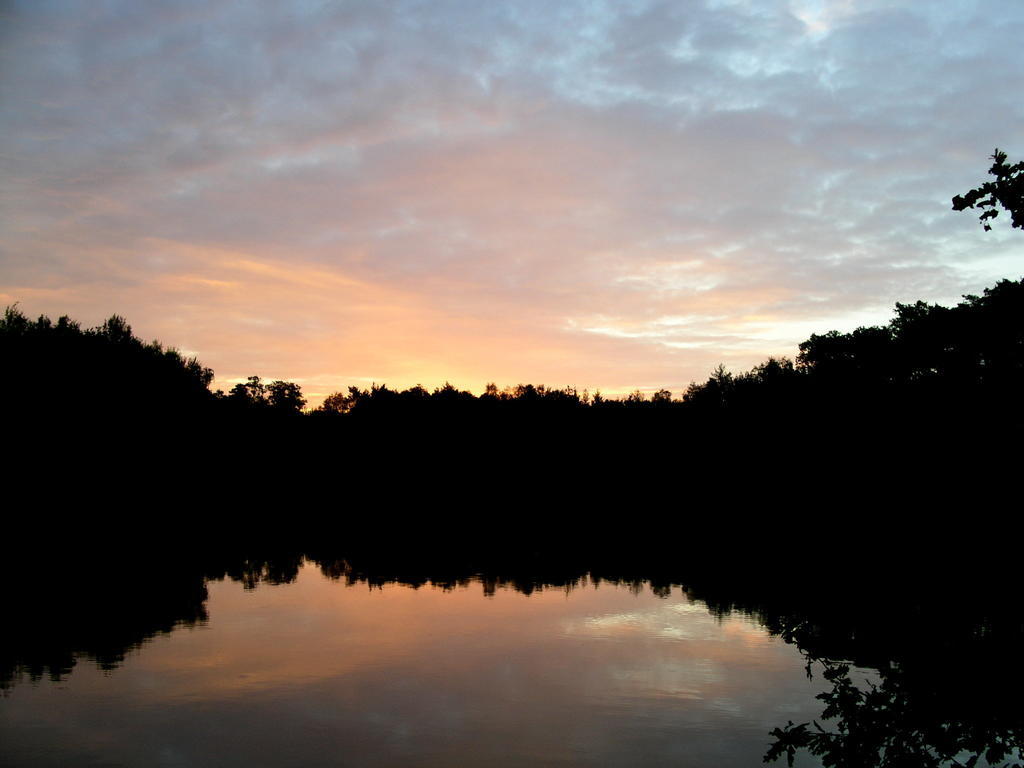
[1,564,827,768]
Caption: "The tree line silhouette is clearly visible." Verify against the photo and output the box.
[5,274,1022,426]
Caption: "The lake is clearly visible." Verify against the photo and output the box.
[4,544,1022,768]
[2,557,842,768]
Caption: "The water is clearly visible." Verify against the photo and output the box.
[2,561,834,768]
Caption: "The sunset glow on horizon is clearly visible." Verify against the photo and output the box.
[2,0,1023,406]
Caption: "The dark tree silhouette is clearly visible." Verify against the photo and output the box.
[1,305,215,424]
[267,380,306,413]
[952,149,1024,230]
[227,375,268,407]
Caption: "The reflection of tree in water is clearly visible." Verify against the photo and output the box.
[0,545,691,689]
[749,587,1024,768]
[0,559,210,689]
[679,567,1024,768]
[766,655,1023,768]
[0,548,304,690]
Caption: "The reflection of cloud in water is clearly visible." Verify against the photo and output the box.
[566,597,755,643]
[559,598,793,713]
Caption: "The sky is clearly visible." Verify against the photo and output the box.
[2,0,1023,405]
